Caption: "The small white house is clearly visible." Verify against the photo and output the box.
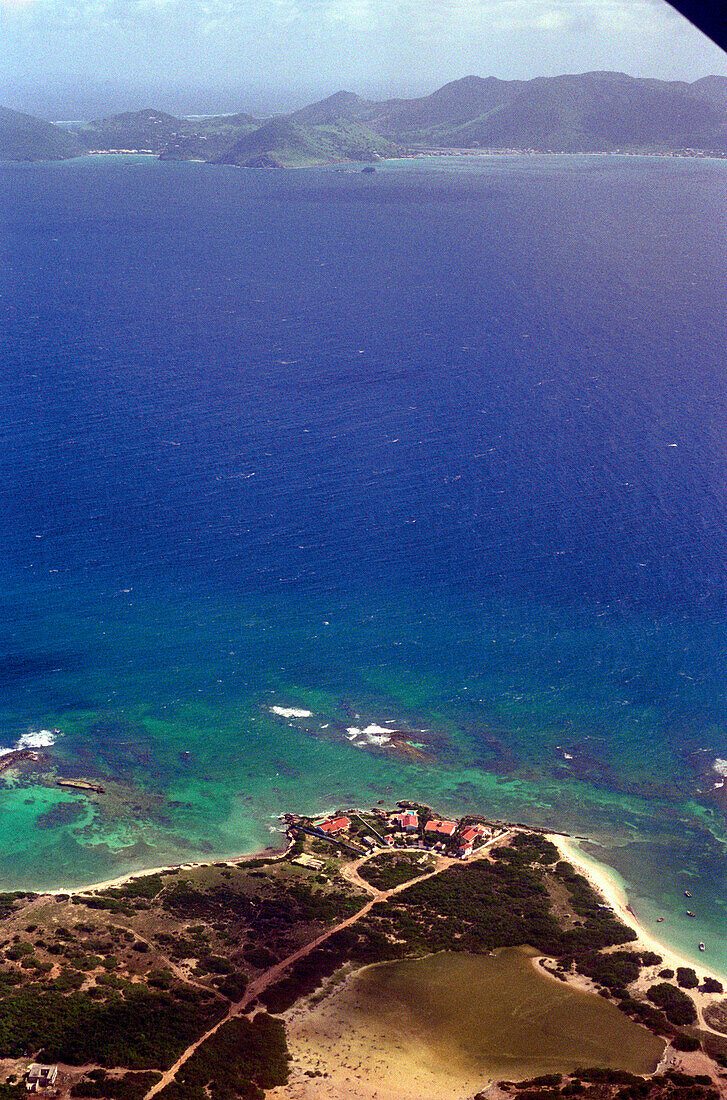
[26,1065,58,1092]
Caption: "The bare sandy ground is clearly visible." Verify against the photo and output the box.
[266,967,492,1100]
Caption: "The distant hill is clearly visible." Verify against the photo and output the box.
[370,71,727,152]
[216,71,727,164]
[288,90,373,126]
[214,115,400,168]
[78,109,191,153]
[375,75,526,134]
[6,72,727,165]
[158,112,260,161]
[454,72,725,152]
[691,74,727,113]
[0,106,85,161]
[76,108,260,158]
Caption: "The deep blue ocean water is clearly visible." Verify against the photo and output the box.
[2,152,727,969]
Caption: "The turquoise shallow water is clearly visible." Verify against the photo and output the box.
[1,153,727,977]
[0,578,726,975]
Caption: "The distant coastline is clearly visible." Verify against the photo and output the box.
[4,70,727,166]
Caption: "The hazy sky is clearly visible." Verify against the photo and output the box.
[2,0,727,117]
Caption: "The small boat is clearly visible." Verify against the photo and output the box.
[699,943,706,952]
[684,891,692,898]
[656,917,665,923]
[686,910,696,917]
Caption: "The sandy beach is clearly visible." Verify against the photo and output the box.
[549,835,727,989]
[43,842,290,897]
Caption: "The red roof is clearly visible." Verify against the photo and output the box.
[392,811,419,829]
[460,827,479,843]
[424,819,457,836]
[319,816,351,834]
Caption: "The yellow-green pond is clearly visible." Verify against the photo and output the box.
[331,947,665,1080]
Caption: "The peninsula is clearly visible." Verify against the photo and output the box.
[0,805,724,1100]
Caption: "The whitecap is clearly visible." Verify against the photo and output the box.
[347,724,394,737]
[346,724,393,745]
[714,758,727,777]
[0,728,57,759]
[17,729,57,749]
[270,706,312,719]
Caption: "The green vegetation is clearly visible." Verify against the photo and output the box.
[357,854,431,890]
[676,967,699,990]
[671,1033,701,1052]
[0,985,223,1067]
[214,117,398,168]
[495,1067,719,1100]
[646,983,698,1026]
[156,1015,288,1100]
[71,1072,161,1100]
[573,951,641,995]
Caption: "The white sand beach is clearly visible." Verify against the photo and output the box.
[549,835,727,987]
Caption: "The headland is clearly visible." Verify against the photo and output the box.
[0,802,724,1100]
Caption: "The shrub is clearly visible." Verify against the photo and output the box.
[676,966,699,990]
[671,1032,701,1052]
[646,982,697,1025]
[154,1013,288,1100]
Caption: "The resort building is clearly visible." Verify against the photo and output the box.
[424,819,457,838]
[390,811,419,832]
[317,816,351,835]
[458,824,489,857]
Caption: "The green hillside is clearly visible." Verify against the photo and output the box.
[0,107,85,161]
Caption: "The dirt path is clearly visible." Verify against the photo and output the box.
[144,897,379,1100]
[144,831,511,1100]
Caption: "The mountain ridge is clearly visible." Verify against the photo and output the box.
[3,71,727,165]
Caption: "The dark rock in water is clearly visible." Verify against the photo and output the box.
[361,165,376,173]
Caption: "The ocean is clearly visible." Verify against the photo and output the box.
[1,151,727,972]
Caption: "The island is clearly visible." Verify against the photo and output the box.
[3,72,727,166]
[0,804,723,1100]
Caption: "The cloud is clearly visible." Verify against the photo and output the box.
[2,0,725,114]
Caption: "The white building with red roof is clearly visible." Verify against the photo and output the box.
[391,811,419,832]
